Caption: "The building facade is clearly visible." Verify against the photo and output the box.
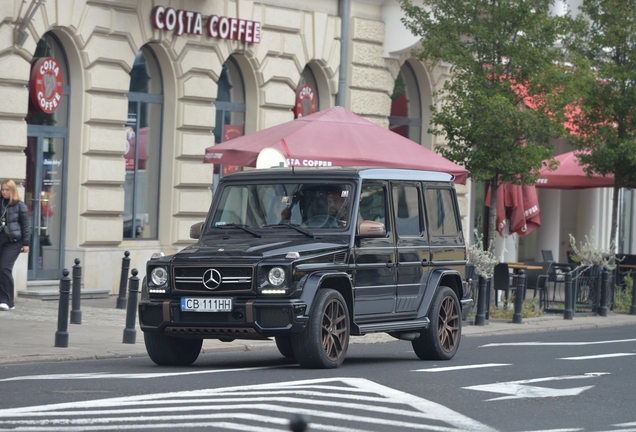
[1,0,468,294]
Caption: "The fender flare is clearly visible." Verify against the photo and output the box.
[298,271,354,319]
[417,268,464,317]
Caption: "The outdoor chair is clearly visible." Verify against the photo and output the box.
[493,263,517,309]
[542,250,555,262]
[523,261,553,309]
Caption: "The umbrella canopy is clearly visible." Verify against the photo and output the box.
[486,183,541,236]
[203,106,468,184]
[536,151,614,189]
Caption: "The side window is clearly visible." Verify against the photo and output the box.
[424,188,459,236]
[392,184,422,236]
[358,182,386,228]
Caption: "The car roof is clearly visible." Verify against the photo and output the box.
[219,167,455,183]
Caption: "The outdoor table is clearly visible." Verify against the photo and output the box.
[507,263,543,271]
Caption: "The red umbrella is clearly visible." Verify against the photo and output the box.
[536,151,614,189]
[203,106,468,184]
[486,183,541,236]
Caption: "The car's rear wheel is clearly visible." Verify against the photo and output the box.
[412,286,461,360]
[275,336,295,359]
[144,332,203,366]
[291,288,349,369]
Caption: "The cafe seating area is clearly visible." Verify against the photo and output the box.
[468,250,635,317]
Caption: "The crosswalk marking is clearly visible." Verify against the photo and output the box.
[0,377,497,431]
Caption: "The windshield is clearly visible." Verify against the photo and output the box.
[210,182,354,230]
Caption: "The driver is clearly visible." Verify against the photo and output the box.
[327,187,348,224]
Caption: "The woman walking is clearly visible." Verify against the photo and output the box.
[0,179,30,311]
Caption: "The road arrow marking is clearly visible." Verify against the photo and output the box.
[463,372,610,401]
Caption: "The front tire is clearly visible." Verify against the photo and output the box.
[291,288,350,369]
[275,336,295,359]
[412,286,461,361]
[144,332,203,366]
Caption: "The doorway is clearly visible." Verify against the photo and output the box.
[24,131,67,280]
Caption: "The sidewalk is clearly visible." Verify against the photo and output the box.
[1,296,635,365]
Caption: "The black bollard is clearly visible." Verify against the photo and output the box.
[70,258,82,324]
[474,276,487,326]
[598,268,609,317]
[564,267,573,320]
[55,269,71,348]
[116,251,131,310]
[512,270,525,324]
[123,268,140,344]
[289,414,310,432]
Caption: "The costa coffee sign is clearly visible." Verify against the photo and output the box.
[29,57,63,114]
[151,6,261,43]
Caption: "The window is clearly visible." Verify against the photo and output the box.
[358,183,386,226]
[214,56,245,145]
[425,188,458,236]
[389,62,422,144]
[393,184,422,236]
[124,46,163,239]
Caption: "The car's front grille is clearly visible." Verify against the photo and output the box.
[173,266,253,293]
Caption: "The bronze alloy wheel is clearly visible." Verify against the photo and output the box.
[291,288,350,368]
[437,294,460,353]
[412,286,461,361]
[321,296,348,361]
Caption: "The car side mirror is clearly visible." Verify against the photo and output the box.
[357,220,386,238]
[190,221,204,239]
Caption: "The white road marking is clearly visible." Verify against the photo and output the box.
[0,377,497,431]
[480,338,636,348]
[559,353,636,360]
[413,363,511,372]
[0,365,283,382]
[463,372,609,401]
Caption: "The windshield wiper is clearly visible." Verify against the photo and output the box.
[213,223,262,238]
[263,223,315,238]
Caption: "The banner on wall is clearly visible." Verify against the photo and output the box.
[222,125,244,176]
[294,84,317,119]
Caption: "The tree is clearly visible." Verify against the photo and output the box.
[563,0,636,248]
[399,0,568,248]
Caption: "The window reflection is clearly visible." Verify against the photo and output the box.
[124,46,163,239]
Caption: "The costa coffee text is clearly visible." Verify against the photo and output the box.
[151,6,261,43]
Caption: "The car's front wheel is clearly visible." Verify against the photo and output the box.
[144,332,203,366]
[412,286,461,360]
[291,288,350,369]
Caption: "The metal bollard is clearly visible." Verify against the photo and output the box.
[289,414,310,432]
[598,268,609,317]
[513,270,526,324]
[123,268,140,344]
[116,251,131,310]
[564,267,573,320]
[70,258,82,324]
[474,276,487,326]
[55,269,71,348]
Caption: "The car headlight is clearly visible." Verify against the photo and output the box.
[268,267,286,286]
[150,266,168,286]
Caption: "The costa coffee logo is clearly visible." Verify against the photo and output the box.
[294,84,316,118]
[29,57,63,114]
[151,6,261,43]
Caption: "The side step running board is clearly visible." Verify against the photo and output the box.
[357,318,430,335]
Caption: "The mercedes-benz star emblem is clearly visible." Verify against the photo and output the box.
[202,268,222,290]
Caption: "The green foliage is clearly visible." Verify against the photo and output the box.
[614,272,633,313]
[467,233,498,279]
[562,0,636,243]
[398,0,570,245]
[487,296,543,319]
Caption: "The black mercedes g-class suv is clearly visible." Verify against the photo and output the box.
[139,167,472,369]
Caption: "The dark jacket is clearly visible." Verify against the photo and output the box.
[2,200,30,246]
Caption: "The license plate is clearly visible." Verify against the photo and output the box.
[181,297,233,312]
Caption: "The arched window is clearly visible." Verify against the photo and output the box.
[124,46,163,239]
[294,65,319,118]
[389,62,422,144]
